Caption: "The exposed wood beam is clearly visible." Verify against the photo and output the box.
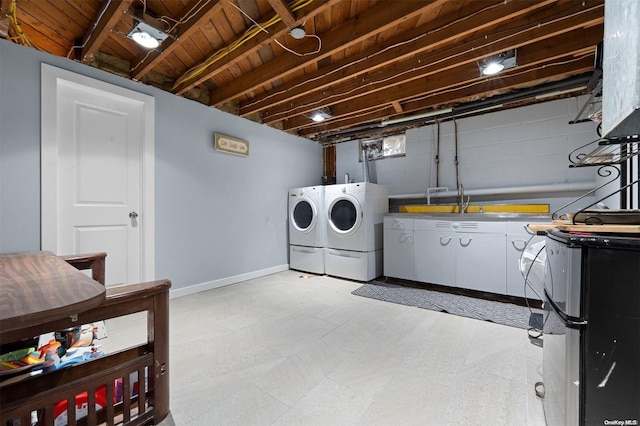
[255,0,601,121]
[131,0,223,80]
[79,0,134,63]
[206,0,449,104]
[265,3,603,124]
[0,0,11,38]
[266,0,295,27]
[301,55,594,140]
[243,0,552,116]
[287,28,600,134]
[172,0,339,95]
[391,101,403,114]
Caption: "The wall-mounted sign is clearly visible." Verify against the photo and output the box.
[214,133,249,157]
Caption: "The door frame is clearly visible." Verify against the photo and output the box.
[40,63,155,282]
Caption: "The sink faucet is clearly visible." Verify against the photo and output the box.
[457,183,470,214]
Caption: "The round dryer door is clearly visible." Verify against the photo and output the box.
[291,197,317,233]
[328,195,362,235]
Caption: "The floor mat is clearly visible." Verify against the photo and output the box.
[352,281,542,330]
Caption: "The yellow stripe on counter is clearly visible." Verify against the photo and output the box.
[399,204,550,214]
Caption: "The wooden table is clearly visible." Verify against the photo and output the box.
[0,251,106,337]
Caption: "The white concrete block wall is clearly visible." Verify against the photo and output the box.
[337,96,600,212]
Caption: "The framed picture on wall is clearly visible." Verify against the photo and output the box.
[214,133,250,157]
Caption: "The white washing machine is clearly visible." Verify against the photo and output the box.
[288,186,326,274]
[324,182,388,281]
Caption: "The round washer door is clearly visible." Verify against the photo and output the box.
[291,197,318,233]
[328,195,362,235]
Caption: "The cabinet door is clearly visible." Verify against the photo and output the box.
[455,232,506,294]
[414,229,455,286]
[506,233,545,299]
[383,228,414,280]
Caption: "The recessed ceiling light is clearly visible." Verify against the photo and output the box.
[131,31,160,49]
[311,110,331,122]
[479,49,517,76]
[482,61,504,76]
[127,20,170,49]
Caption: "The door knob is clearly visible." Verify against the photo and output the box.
[129,211,138,219]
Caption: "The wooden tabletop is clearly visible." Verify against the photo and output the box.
[528,221,640,234]
[0,251,106,337]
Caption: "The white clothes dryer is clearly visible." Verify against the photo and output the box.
[288,186,326,274]
[325,183,388,252]
[324,182,388,281]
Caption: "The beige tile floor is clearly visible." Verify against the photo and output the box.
[103,270,546,426]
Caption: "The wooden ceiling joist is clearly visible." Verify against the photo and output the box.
[130,0,223,80]
[272,6,604,129]
[266,0,296,27]
[288,29,600,134]
[207,0,449,106]
[79,0,134,63]
[243,0,561,118]
[260,1,603,123]
[172,0,339,95]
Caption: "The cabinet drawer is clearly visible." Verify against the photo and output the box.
[449,220,506,233]
[414,218,452,231]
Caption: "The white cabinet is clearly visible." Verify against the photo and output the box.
[413,219,455,286]
[506,221,545,300]
[383,216,414,281]
[414,219,506,293]
[385,214,551,299]
[451,221,506,294]
[455,230,506,294]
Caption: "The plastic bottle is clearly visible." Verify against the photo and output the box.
[39,339,62,372]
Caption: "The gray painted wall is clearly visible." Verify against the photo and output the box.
[338,97,601,213]
[0,42,323,293]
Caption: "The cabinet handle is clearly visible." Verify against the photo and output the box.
[440,236,452,245]
[511,240,527,251]
[392,220,406,230]
[523,225,534,235]
[400,233,412,243]
[459,236,472,247]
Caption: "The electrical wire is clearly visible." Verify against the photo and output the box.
[172,0,314,90]
[250,2,602,118]
[274,34,321,56]
[242,1,505,110]
[7,0,36,49]
[231,0,321,57]
[159,0,211,34]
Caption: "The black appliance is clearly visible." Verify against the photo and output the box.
[542,229,640,426]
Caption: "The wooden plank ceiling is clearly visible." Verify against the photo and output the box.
[2,0,603,144]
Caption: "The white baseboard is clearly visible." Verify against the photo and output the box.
[169,264,290,299]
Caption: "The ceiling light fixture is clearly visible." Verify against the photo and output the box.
[289,26,306,40]
[479,49,517,76]
[127,19,170,49]
[311,109,331,122]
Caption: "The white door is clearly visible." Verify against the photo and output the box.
[41,64,155,286]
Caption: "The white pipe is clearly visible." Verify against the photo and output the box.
[426,186,449,204]
[381,107,453,127]
[388,181,596,200]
